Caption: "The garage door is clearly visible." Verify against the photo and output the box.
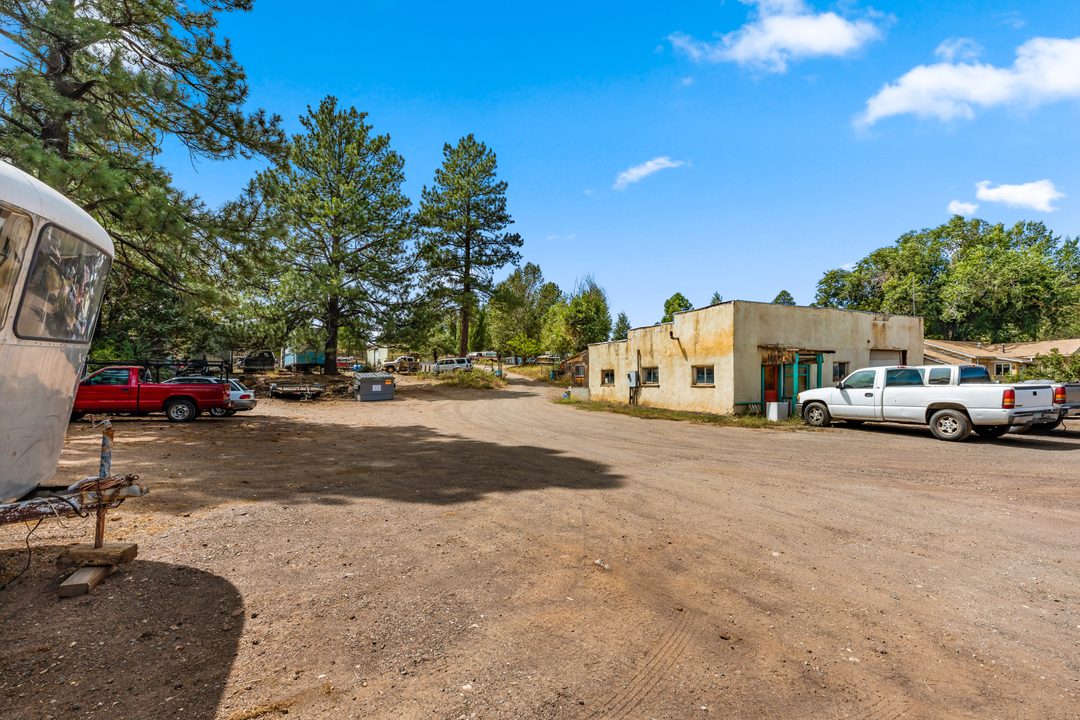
[869,349,902,367]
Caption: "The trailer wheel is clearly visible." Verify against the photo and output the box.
[929,409,971,441]
[165,398,197,423]
[803,402,831,427]
[974,424,1009,438]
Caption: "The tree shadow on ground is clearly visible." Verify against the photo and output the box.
[60,415,624,510]
[0,555,241,720]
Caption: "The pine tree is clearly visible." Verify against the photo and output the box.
[419,135,523,357]
[0,0,284,294]
[259,98,415,375]
[772,290,796,305]
[612,311,631,340]
[662,293,693,323]
[710,291,724,305]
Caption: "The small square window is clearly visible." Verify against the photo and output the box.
[994,363,1011,376]
[601,369,615,385]
[832,362,849,381]
[643,367,659,384]
[692,365,714,385]
[574,364,586,378]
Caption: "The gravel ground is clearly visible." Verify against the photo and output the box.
[1,374,1078,720]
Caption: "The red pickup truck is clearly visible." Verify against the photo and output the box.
[72,367,232,422]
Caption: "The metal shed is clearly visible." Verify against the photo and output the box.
[353,372,395,402]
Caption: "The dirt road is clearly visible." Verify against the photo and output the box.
[2,375,1078,719]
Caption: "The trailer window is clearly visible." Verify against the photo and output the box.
[15,224,110,343]
[0,207,33,328]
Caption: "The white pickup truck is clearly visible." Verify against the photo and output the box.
[794,364,1056,441]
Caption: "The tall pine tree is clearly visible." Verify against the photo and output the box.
[419,135,523,357]
[0,0,284,293]
[259,98,415,375]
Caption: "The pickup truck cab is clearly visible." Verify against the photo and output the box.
[795,364,1056,441]
[382,356,419,374]
[73,367,232,422]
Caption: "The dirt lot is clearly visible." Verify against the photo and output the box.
[2,374,1078,720]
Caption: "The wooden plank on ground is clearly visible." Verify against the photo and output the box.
[56,543,138,568]
[58,565,115,598]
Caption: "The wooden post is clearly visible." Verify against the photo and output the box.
[59,565,115,598]
[94,505,107,549]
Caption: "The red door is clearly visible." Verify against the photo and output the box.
[763,365,778,403]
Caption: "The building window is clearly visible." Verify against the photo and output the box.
[643,367,659,384]
[574,364,586,378]
[692,366,714,385]
[832,362,849,381]
[994,363,1011,376]
[601,369,615,385]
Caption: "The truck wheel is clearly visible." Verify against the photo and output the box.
[803,402,831,427]
[974,424,1009,438]
[209,407,230,417]
[929,409,971,441]
[165,398,197,423]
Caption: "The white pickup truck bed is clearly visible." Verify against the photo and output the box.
[795,364,1056,441]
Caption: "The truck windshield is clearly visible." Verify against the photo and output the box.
[15,224,110,343]
[0,206,33,328]
[958,366,992,384]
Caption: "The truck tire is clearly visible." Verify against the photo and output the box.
[974,424,1009,438]
[165,398,198,423]
[209,407,232,417]
[803,402,831,427]
[929,409,971,441]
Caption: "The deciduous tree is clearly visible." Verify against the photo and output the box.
[661,292,692,323]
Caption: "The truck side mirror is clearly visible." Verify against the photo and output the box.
[836,381,844,389]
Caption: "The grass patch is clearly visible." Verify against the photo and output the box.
[554,398,813,430]
[416,370,508,390]
[509,364,571,387]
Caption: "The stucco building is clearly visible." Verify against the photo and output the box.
[588,301,924,415]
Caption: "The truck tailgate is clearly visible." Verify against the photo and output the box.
[1013,385,1053,409]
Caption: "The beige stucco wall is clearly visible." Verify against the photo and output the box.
[589,301,924,415]
[731,303,924,405]
[589,303,736,413]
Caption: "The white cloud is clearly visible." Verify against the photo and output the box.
[935,38,981,62]
[975,179,1064,212]
[997,11,1025,30]
[680,76,695,86]
[667,0,883,74]
[858,37,1080,126]
[947,200,979,215]
[613,157,685,190]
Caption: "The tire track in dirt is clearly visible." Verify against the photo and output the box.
[858,694,909,720]
[580,611,699,720]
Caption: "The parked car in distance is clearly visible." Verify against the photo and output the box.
[433,357,473,374]
[795,364,1056,441]
[238,350,276,372]
[73,367,231,422]
[1009,379,1080,433]
[162,376,257,417]
[382,355,420,374]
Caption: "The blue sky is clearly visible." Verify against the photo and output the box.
[163,0,1080,329]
